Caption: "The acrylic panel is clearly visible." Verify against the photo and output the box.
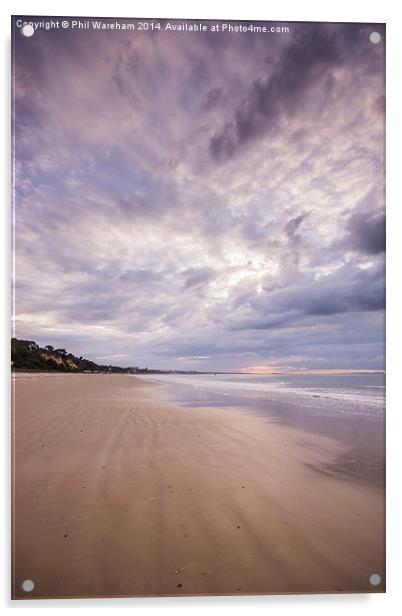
[11,16,385,599]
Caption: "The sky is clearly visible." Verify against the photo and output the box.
[12,18,385,372]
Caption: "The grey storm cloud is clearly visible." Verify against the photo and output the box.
[347,210,386,255]
[285,213,310,239]
[119,269,164,284]
[201,87,224,112]
[229,263,385,331]
[182,267,215,288]
[152,309,383,372]
[12,19,385,371]
[209,28,342,161]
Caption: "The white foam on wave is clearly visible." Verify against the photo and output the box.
[143,373,385,419]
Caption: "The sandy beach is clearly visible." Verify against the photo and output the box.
[12,373,385,598]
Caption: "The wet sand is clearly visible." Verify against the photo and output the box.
[12,373,385,598]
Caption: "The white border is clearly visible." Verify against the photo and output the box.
[2,1,402,614]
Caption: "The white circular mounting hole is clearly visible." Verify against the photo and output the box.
[21,24,35,37]
[21,579,35,592]
[369,31,381,45]
[369,572,381,586]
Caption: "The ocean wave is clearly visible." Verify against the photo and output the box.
[142,373,385,419]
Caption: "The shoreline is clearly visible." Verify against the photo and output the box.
[147,373,385,490]
[12,373,385,598]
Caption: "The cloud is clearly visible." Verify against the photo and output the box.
[201,87,224,112]
[347,211,385,254]
[228,263,384,330]
[12,20,385,371]
[209,28,342,161]
[182,267,215,288]
[119,269,164,284]
[285,213,310,239]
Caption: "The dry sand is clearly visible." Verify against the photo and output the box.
[12,373,385,598]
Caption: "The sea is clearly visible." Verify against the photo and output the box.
[143,371,385,485]
[143,372,385,420]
